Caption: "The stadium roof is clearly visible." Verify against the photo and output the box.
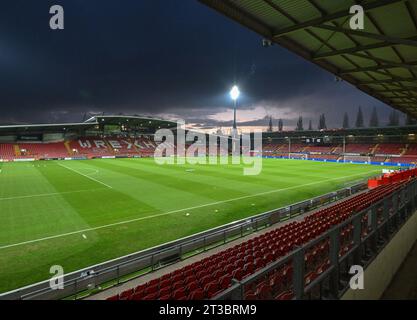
[0,115,177,135]
[84,115,177,128]
[200,0,417,117]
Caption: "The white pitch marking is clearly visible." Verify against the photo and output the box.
[87,169,99,177]
[0,170,380,250]
[0,188,106,201]
[57,163,112,189]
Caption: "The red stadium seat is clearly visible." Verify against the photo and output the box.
[173,288,187,300]
[256,283,272,300]
[186,281,199,293]
[232,268,243,281]
[106,177,409,301]
[159,286,171,297]
[144,284,158,296]
[219,274,232,290]
[130,291,144,300]
[204,281,219,298]
[142,293,158,300]
[275,290,294,300]
[119,288,133,300]
[244,291,257,300]
[189,289,205,300]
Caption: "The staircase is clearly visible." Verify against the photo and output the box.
[401,144,408,156]
[331,145,341,153]
[64,141,73,156]
[104,140,116,154]
[13,144,21,157]
[371,144,379,154]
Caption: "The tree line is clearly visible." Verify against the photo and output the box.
[272,107,417,131]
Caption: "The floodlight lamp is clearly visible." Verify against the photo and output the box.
[230,85,240,101]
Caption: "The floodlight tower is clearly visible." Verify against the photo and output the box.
[230,85,240,131]
[230,85,240,152]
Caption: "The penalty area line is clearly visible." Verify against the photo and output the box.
[57,162,112,189]
[0,170,379,250]
[0,188,107,201]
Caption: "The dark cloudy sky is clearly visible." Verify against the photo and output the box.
[0,0,401,130]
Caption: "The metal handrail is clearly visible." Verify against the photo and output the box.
[213,180,416,300]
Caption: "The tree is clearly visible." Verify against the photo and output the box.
[355,106,364,128]
[278,119,283,131]
[318,114,327,130]
[342,112,349,129]
[267,116,273,132]
[388,110,400,126]
[308,119,313,131]
[296,116,304,131]
[369,106,379,127]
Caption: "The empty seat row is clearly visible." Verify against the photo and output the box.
[108,177,409,301]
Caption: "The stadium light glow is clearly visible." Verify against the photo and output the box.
[230,85,240,101]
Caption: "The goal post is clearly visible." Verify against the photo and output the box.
[343,155,371,163]
[288,153,308,160]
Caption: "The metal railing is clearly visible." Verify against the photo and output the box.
[0,183,367,300]
[214,179,417,300]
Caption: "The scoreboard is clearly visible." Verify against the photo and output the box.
[304,137,332,144]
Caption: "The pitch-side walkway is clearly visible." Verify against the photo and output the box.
[382,240,417,299]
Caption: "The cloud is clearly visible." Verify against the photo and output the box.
[0,0,399,128]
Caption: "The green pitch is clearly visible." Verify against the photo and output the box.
[0,158,387,293]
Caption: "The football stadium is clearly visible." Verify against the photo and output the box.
[1,0,417,305]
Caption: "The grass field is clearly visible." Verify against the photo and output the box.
[0,158,388,293]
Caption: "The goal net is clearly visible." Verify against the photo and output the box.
[289,153,308,160]
[343,155,371,163]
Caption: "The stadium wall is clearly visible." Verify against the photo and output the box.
[262,156,416,168]
[43,133,64,142]
[342,207,417,300]
[0,135,16,142]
